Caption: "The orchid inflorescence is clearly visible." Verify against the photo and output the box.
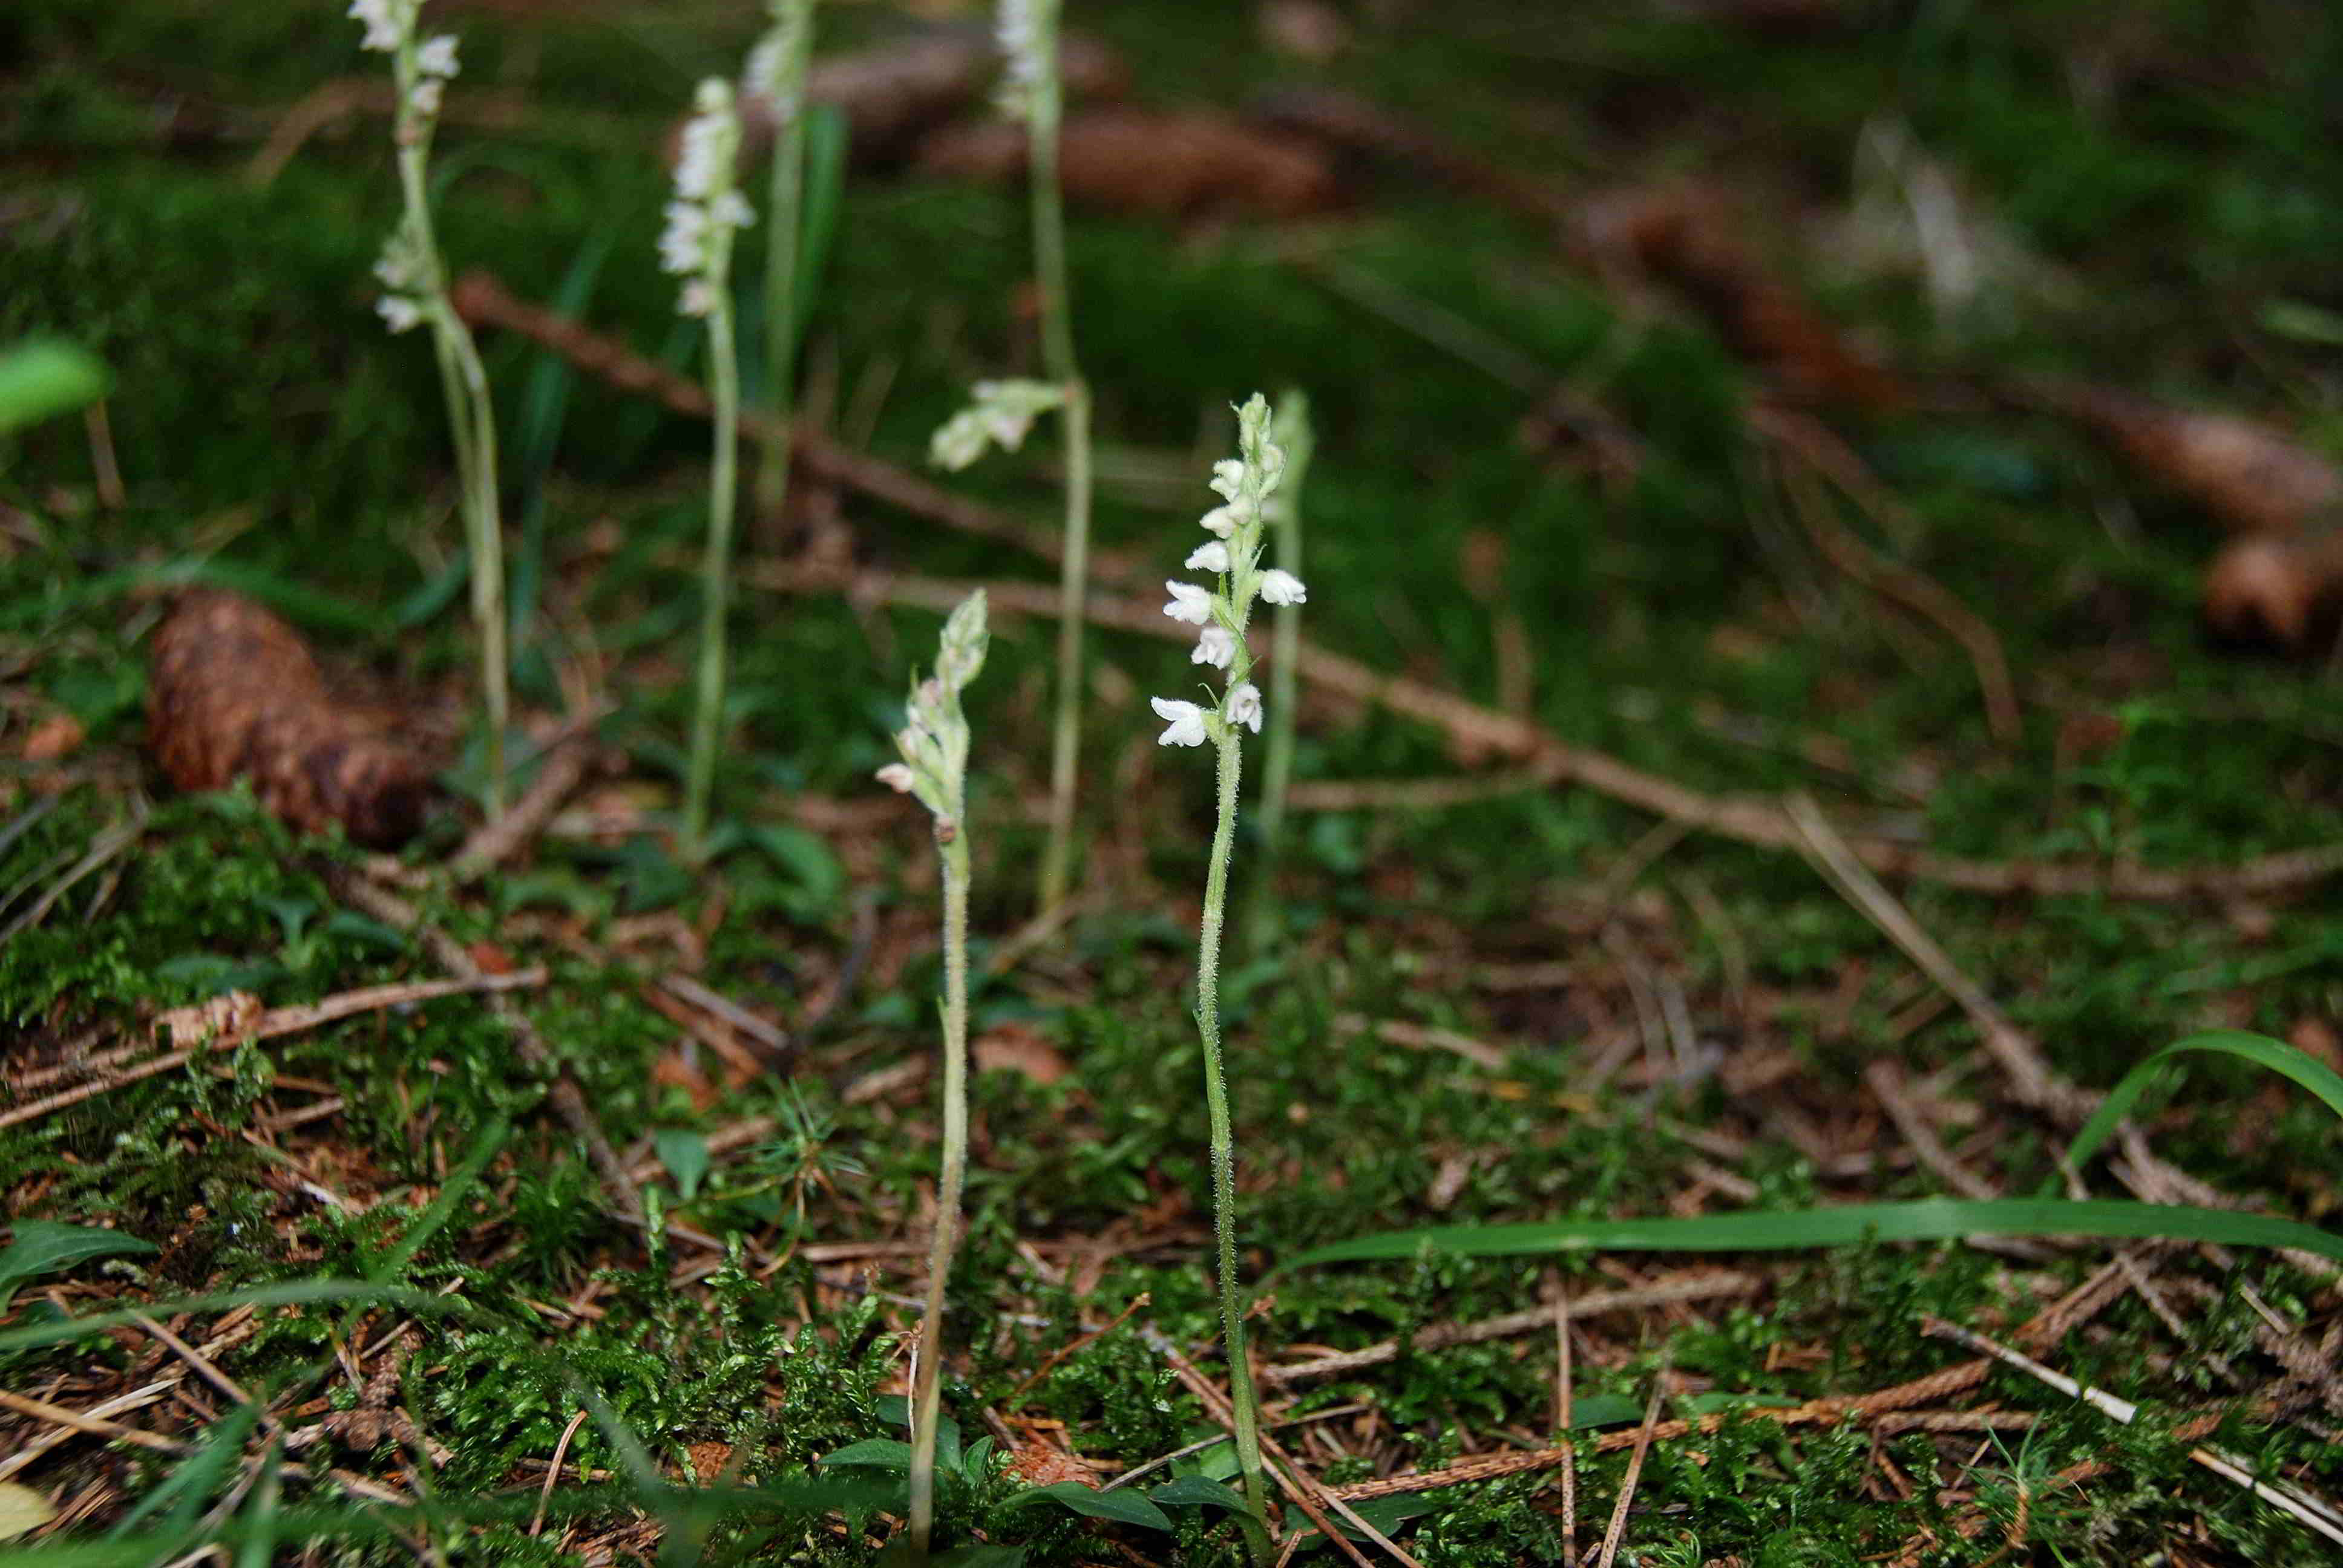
[877,591,991,839]
[994,0,1060,125]
[353,0,462,335]
[1151,394,1307,753]
[928,379,1067,472]
[746,0,814,126]
[661,81,754,318]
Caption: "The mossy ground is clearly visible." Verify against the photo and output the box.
[4,1,2342,1563]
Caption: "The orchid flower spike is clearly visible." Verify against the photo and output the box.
[877,591,991,831]
[928,379,1067,471]
[661,79,753,316]
[1148,392,1303,752]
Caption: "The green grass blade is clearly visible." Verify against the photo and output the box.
[0,1281,453,1353]
[1285,1198,2343,1272]
[792,105,848,345]
[2067,1030,2343,1176]
[367,1116,509,1283]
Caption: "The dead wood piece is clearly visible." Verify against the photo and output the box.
[917,109,1343,220]
[1265,1273,1755,1386]
[1581,186,1911,413]
[146,590,430,848]
[2203,526,2343,651]
[729,27,1127,169]
[2014,376,2343,538]
[454,276,2343,904]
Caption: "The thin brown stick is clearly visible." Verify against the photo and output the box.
[1152,1333,1398,1568]
[1263,1273,1755,1387]
[0,971,546,1129]
[460,274,2343,903]
[1555,1290,1579,1568]
[451,720,602,881]
[333,874,644,1227]
[749,560,2343,904]
[1593,1365,1667,1568]
[0,1382,178,1481]
[1787,795,2094,1122]
[1863,1058,1998,1201]
[531,1407,591,1538]
[1756,405,2020,746]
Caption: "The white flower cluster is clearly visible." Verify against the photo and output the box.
[661,80,753,318]
[994,0,1058,123]
[372,225,428,335]
[928,379,1067,471]
[347,0,415,53]
[746,0,814,125]
[1151,394,1307,748]
[876,591,990,834]
[349,1,458,120]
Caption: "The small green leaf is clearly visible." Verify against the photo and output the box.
[654,1129,712,1203]
[0,341,110,434]
[1001,1481,1173,1532]
[819,1439,915,1470]
[1148,1475,1253,1514]
[0,1221,156,1293]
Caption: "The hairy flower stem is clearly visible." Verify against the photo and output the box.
[1040,379,1090,909]
[908,824,972,1555]
[1194,725,1271,1547]
[684,290,741,858]
[755,19,809,518]
[1029,65,1090,913]
[1248,396,1309,952]
[396,140,507,818]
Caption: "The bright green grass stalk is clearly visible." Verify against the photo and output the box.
[874,592,991,1557]
[1001,0,1092,913]
[1151,395,1306,1557]
[1250,389,1312,949]
[355,2,509,816]
[661,81,755,859]
[750,0,814,519]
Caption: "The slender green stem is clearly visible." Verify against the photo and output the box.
[755,54,807,518]
[1040,378,1090,909]
[684,292,741,858]
[396,135,507,818]
[1030,74,1090,913]
[908,826,972,1555]
[1194,728,1270,1548]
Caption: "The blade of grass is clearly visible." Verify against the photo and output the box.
[367,1116,509,1284]
[2066,1030,2343,1176]
[1283,1198,2343,1272]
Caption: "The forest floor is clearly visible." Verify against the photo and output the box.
[5,1,2343,1563]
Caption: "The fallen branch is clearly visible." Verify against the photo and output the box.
[1264,1272,1755,1387]
[457,275,2343,903]
[0,972,546,1130]
[747,559,2343,902]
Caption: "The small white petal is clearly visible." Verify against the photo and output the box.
[1150,697,1209,748]
[415,34,459,78]
[679,279,716,317]
[1259,569,1308,606]
[1227,683,1263,734]
[1185,541,1230,573]
[376,295,423,333]
[1162,580,1215,626]
[406,78,443,117]
[1198,506,1240,539]
[710,191,754,229]
[1191,625,1236,668]
[1209,459,1246,501]
[876,763,917,794]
